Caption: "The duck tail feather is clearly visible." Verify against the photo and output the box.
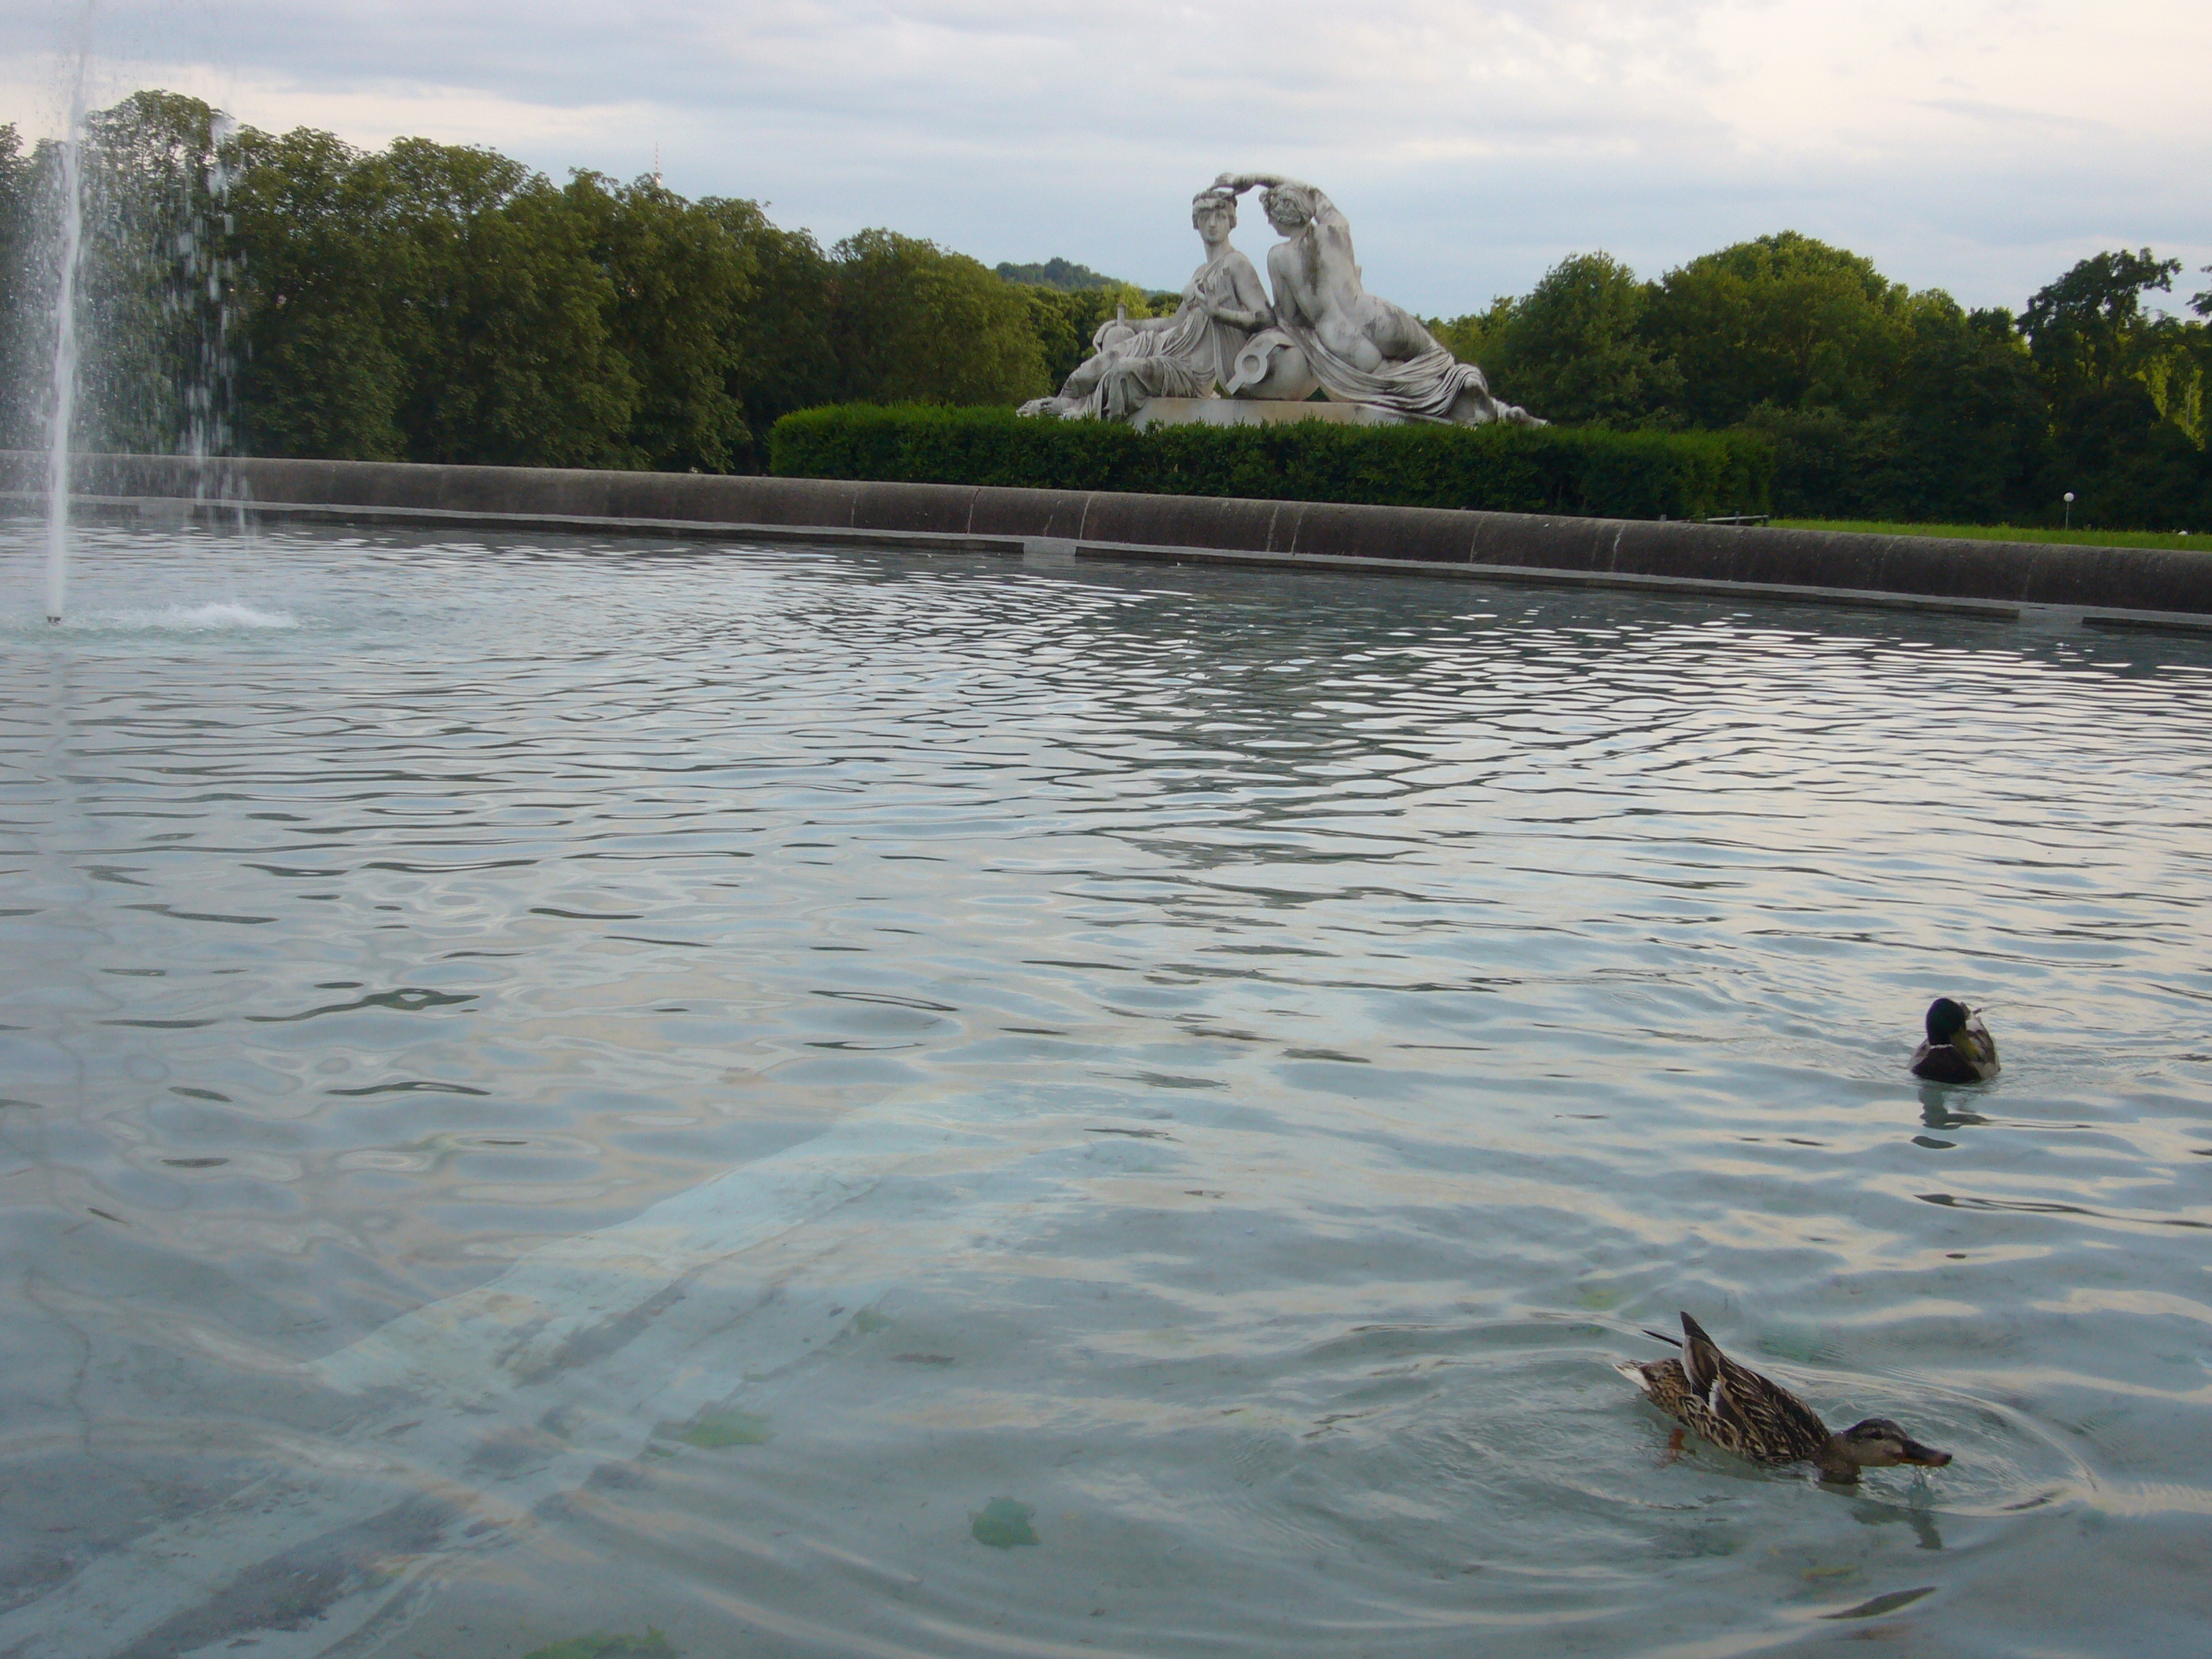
[1679,1312,1723,1391]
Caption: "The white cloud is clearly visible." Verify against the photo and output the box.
[2,0,2206,313]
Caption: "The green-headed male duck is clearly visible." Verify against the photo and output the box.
[1910,997,1999,1083]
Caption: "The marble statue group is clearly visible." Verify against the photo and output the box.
[1019,174,1541,429]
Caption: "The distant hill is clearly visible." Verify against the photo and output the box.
[994,258,1128,291]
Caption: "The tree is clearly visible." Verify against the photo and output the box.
[1475,252,1683,427]
[2020,248,2180,403]
[1889,300,2048,522]
[2022,250,2209,526]
[828,229,1048,406]
[378,137,635,468]
[724,221,838,445]
[566,171,756,471]
[1017,280,1154,393]
[38,82,2203,525]
[0,123,38,452]
[993,258,1122,291]
[230,126,408,460]
[1427,298,1513,371]
[1641,232,1914,427]
[71,91,234,456]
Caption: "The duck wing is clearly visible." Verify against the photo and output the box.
[1678,1312,1727,1399]
[1679,1313,1831,1462]
[1961,1014,2001,1077]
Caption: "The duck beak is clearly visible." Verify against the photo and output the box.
[1898,1439,1952,1467]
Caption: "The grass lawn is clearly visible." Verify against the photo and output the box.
[1771,519,2205,552]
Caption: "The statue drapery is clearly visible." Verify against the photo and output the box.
[1020,175,1541,427]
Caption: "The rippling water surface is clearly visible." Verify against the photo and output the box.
[2,519,2209,1658]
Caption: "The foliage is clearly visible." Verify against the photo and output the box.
[1641,232,1914,427]
[1017,281,1155,392]
[1442,233,2210,529]
[75,93,239,456]
[3,86,2207,527]
[0,92,1066,472]
[2016,249,2210,526]
[0,92,241,458]
[770,403,1771,522]
[993,257,1125,291]
[1427,299,1511,370]
[1474,252,1683,429]
[0,123,40,452]
[725,221,838,437]
[2021,247,2181,407]
[229,125,407,460]
[564,172,757,471]
[1884,301,2048,522]
[376,137,637,468]
[1742,302,2049,522]
[972,1497,1040,1548]
[828,229,1048,407]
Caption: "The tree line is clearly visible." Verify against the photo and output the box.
[1433,238,2210,527]
[2,90,2206,527]
[0,91,1113,474]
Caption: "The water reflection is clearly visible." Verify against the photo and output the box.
[1848,1493,1946,1553]
[0,520,2208,1657]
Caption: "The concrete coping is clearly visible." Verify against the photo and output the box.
[7,452,2212,637]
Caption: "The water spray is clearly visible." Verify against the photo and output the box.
[44,11,94,624]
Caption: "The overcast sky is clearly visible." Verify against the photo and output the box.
[5,0,2207,317]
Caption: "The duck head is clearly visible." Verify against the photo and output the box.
[1924,998,1972,1046]
[1817,1417,1954,1482]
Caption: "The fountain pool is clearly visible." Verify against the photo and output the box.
[2,516,2209,1657]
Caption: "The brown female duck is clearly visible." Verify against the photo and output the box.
[1615,1313,1953,1483]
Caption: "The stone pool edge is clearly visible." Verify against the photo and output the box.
[9,450,2212,633]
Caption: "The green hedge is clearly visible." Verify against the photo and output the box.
[769,403,1771,522]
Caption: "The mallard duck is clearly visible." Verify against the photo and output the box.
[1614,1313,1952,1483]
[1910,998,2000,1083]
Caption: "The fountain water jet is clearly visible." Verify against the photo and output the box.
[43,15,93,624]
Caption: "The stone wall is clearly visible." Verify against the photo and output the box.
[8,450,2211,625]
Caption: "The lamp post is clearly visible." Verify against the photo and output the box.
[2064,490,2075,531]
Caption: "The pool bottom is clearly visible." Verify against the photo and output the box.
[3,518,2210,1658]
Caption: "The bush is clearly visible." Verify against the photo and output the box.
[769,405,1771,522]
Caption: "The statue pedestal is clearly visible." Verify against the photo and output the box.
[1130,397,1403,431]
